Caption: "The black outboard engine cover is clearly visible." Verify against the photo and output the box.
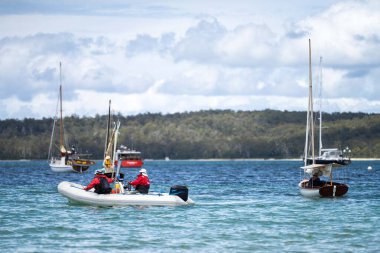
[169,185,189,202]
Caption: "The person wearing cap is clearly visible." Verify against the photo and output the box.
[128,168,150,194]
[308,173,322,188]
[84,168,114,194]
[103,155,114,172]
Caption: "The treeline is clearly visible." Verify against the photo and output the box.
[0,109,379,160]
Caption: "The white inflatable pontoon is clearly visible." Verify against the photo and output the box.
[58,181,195,207]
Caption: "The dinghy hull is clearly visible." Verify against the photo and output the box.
[58,181,195,207]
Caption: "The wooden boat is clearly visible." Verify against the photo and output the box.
[48,63,95,173]
[298,40,349,198]
[299,164,349,197]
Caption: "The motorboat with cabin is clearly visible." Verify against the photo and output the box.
[116,145,144,168]
[305,57,351,167]
[306,148,351,166]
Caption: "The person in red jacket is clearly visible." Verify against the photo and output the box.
[84,168,114,194]
[128,168,150,194]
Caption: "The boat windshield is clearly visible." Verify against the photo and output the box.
[321,149,342,158]
[119,153,141,160]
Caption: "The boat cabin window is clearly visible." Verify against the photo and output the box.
[119,153,142,160]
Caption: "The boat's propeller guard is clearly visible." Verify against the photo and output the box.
[169,185,189,202]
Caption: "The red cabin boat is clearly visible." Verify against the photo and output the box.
[115,145,143,168]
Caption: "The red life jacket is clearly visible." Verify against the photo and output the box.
[130,174,150,187]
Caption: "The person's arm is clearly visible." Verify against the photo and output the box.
[84,178,99,191]
[129,176,141,186]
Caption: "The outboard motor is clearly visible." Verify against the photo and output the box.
[169,185,189,202]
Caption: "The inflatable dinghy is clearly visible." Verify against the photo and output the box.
[58,181,195,207]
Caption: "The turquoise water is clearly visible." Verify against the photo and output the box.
[0,160,379,252]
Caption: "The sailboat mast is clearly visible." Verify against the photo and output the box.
[59,62,64,152]
[309,39,315,163]
[318,57,323,156]
[104,100,111,157]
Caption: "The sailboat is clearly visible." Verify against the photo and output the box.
[48,63,96,173]
[306,57,351,166]
[298,40,349,198]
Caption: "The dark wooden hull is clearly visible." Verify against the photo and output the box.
[70,159,96,173]
[319,183,349,197]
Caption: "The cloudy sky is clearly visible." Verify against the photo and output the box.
[0,0,379,119]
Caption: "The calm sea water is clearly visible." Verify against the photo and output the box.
[0,160,379,252]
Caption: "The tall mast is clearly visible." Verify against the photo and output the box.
[104,99,111,157]
[309,39,315,163]
[59,62,64,153]
[318,56,323,156]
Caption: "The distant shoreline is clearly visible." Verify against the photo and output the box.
[144,158,380,161]
[2,158,380,162]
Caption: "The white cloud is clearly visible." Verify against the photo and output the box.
[172,18,227,63]
[1,0,380,119]
[283,0,380,66]
[216,23,278,67]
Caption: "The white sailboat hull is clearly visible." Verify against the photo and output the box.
[50,164,73,172]
[298,180,320,198]
[50,157,73,172]
[58,181,195,207]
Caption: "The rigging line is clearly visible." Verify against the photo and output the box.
[48,86,61,161]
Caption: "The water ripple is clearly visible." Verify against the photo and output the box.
[0,160,379,252]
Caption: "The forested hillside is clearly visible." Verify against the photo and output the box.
[0,109,379,160]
